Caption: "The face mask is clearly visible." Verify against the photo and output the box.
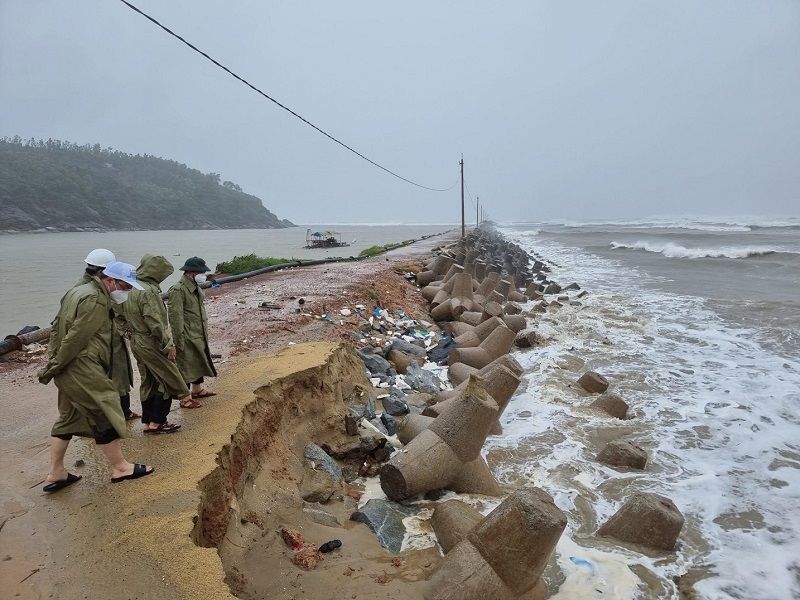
[109,290,130,304]
[194,274,208,284]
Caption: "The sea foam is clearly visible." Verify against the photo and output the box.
[493,227,800,599]
[609,240,781,259]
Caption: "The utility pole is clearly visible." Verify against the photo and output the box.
[476,195,479,228]
[460,156,465,237]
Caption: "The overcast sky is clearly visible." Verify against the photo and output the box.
[1,1,798,225]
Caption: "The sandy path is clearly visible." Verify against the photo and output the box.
[0,232,458,599]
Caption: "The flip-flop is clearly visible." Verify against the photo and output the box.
[125,412,141,421]
[43,472,82,493]
[191,390,217,399]
[180,399,203,409]
[143,423,181,434]
[111,464,154,484]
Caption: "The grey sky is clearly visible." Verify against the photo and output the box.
[1,1,798,224]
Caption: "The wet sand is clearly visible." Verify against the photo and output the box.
[0,232,458,600]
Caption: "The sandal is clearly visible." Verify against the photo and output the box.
[191,390,217,399]
[180,398,203,409]
[125,412,141,421]
[143,423,181,434]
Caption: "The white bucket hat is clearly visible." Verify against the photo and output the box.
[103,261,144,290]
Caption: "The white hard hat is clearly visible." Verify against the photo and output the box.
[85,248,116,268]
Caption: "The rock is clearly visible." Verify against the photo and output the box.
[344,414,359,436]
[598,492,684,551]
[596,440,648,470]
[323,431,386,462]
[382,389,410,416]
[405,361,442,395]
[305,443,343,482]
[373,444,394,463]
[390,338,427,357]
[514,329,543,349]
[369,417,389,436]
[357,347,393,377]
[577,371,609,394]
[380,413,398,436]
[303,502,343,528]
[564,282,581,291]
[350,499,419,553]
[300,468,337,503]
[590,394,629,419]
[293,544,322,570]
[503,302,522,315]
[281,526,305,551]
[544,282,562,294]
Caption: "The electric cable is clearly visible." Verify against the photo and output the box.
[117,0,459,192]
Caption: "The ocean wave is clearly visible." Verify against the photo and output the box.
[609,241,781,259]
[521,216,800,231]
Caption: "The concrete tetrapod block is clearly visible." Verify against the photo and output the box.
[493,279,512,301]
[450,272,476,300]
[454,316,505,348]
[448,353,524,387]
[425,487,564,600]
[424,364,521,435]
[590,394,629,419]
[443,321,474,338]
[596,440,648,470]
[447,325,516,370]
[577,371,610,394]
[501,314,527,333]
[447,456,503,496]
[380,377,499,501]
[431,500,484,554]
[396,415,501,497]
[598,492,684,551]
[428,376,500,462]
[467,487,567,595]
[397,414,435,445]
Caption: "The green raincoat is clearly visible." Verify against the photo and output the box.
[125,254,190,401]
[168,275,217,383]
[75,272,133,397]
[39,278,127,439]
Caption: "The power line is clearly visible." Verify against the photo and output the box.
[117,0,458,192]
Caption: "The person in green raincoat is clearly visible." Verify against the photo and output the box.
[168,257,218,408]
[125,254,191,432]
[38,261,153,493]
[74,249,138,421]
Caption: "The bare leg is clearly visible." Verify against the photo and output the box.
[97,439,152,480]
[46,437,70,483]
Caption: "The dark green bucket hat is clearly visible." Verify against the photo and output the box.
[179,256,210,272]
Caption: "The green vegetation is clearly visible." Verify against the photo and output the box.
[215,253,297,275]
[358,245,387,257]
[0,136,296,232]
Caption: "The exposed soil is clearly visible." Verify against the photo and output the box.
[0,232,458,600]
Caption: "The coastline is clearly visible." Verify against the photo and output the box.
[0,231,460,600]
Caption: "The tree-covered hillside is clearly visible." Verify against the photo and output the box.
[0,137,296,232]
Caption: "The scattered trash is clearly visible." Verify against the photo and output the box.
[319,539,342,553]
[340,308,352,316]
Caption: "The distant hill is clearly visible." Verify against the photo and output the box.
[0,137,296,232]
